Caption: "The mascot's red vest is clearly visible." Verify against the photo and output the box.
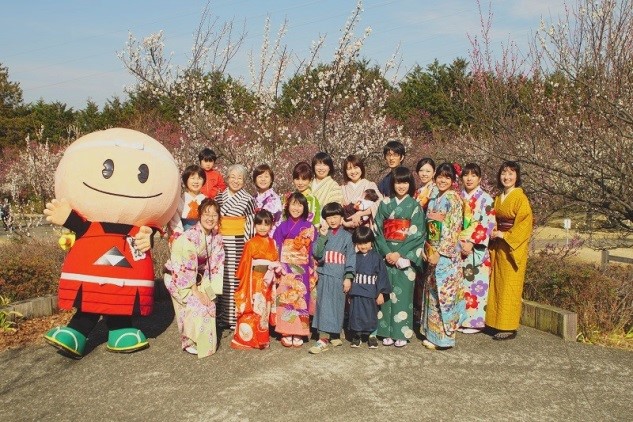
[58,220,155,316]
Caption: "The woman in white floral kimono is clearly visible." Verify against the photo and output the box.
[164,198,224,358]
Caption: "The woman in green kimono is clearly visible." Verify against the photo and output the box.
[374,167,426,347]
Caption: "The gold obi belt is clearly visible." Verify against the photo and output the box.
[252,259,272,273]
[220,216,246,236]
[497,218,515,232]
[383,218,411,242]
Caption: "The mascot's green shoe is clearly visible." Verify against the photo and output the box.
[44,326,86,357]
[106,328,149,353]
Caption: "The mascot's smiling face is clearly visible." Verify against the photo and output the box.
[55,128,180,227]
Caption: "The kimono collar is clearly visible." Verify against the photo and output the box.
[394,194,409,205]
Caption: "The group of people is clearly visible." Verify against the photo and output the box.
[163,141,533,358]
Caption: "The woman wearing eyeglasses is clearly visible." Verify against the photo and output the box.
[164,198,224,357]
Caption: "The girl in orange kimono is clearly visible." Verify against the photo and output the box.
[231,210,281,349]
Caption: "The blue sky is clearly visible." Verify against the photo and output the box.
[0,0,567,109]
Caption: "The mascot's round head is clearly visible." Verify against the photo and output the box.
[55,128,180,227]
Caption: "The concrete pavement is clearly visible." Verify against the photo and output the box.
[1,300,631,421]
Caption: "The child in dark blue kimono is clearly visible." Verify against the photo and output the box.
[348,226,391,349]
[309,202,356,354]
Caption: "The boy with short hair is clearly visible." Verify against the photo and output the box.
[198,148,226,198]
[377,140,406,197]
[309,202,356,354]
[348,226,391,349]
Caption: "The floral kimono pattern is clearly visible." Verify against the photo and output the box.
[422,189,464,348]
[459,186,496,329]
[231,235,279,349]
[164,223,224,358]
[273,217,317,336]
[254,188,283,236]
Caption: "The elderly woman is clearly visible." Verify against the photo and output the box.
[217,164,256,329]
[164,198,224,358]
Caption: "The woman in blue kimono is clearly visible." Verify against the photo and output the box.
[421,162,464,350]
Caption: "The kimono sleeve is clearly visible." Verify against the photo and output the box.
[309,195,322,226]
[329,182,344,205]
[243,196,256,241]
[235,239,253,281]
[372,199,391,257]
[167,198,185,239]
[343,234,356,280]
[375,255,391,295]
[504,192,533,251]
[167,234,198,303]
[313,233,328,260]
[400,200,427,267]
[272,221,286,251]
[469,193,496,248]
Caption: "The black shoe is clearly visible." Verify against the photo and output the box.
[350,336,362,348]
[492,331,517,341]
[367,336,379,349]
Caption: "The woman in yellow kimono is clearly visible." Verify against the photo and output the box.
[486,161,533,340]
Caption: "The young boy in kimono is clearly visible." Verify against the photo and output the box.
[309,202,356,354]
[348,226,391,349]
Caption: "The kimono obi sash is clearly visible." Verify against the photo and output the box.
[497,217,515,232]
[324,250,346,264]
[426,211,445,243]
[220,216,246,236]
[354,273,377,285]
[252,258,273,273]
[383,218,411,242]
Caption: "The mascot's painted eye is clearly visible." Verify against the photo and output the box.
[102,159,114,179]
[138,164,149,183]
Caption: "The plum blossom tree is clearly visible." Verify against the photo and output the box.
[460,0,633,235]
[119,0,407,190]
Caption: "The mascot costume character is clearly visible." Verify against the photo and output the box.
[43,128,180,357]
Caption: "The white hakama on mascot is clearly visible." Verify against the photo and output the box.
[43,128,180,357]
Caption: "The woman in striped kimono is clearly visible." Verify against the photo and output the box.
[217,164,256,329]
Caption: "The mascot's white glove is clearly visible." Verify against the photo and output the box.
[44,198,72,226]
[134,226,153,253]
